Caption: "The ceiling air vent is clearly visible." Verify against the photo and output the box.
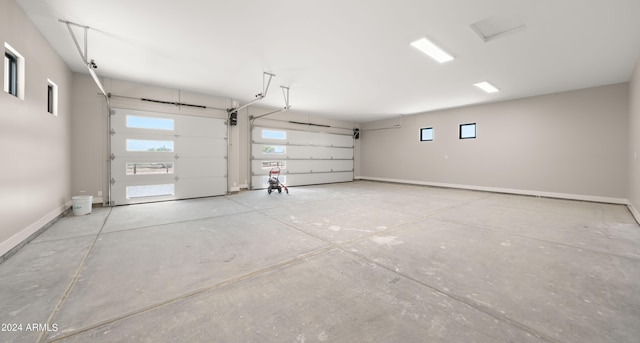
[470,15,526,42]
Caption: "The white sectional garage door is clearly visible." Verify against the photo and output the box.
[251,126,353,189]
[110,108,227,205]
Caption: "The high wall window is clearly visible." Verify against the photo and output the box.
[420,127,433,141]
[47,79,58,115]
[459,123,477,139]
[4,43,24,99]
[4,52,17,97]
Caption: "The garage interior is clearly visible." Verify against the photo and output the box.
[2,0,640,342]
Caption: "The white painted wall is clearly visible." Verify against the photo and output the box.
[359,83,629,203]
[629,57,640,219]
[0,0,73,256]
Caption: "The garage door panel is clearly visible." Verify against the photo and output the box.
[252,129,352,148]
[272,160,353,174]
[111,107,227,205]
[176,137,227,157]
[251,126,353,189]
[174,177,227,198]
[176,115,227,138]
[111,179,176,205]
[252,145,352,160]
[176,158,226,178]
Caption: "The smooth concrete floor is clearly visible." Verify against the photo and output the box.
[1,181,639,342]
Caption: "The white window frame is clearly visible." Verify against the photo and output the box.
[47,79,59,116]
[4,43,25,100]
[420,127,433,141]
[459,123,477,139]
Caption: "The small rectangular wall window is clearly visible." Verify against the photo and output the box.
[459,123,476,139]
[4,52,17,96]
[420,127,433,141]
[47,79,58,116]
[262,129,286,140]
[4,43,24,99]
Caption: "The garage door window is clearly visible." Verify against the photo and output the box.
[126,115,174,130]
[126,139,174,152]
[262,129,286,140]
[126,162,174,175]
[263,146,286,154]
[126,184,175,199]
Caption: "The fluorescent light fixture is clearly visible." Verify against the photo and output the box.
[474,81,500,93]
[410,37,454,63]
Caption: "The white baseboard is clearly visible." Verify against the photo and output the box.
[356,176,629,205]
[0,202,70,258]
[229,186,241,192]
[627,202,640,224]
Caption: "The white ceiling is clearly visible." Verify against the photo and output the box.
[16,0,640,122]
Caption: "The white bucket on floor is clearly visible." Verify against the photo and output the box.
[72,195,93,216]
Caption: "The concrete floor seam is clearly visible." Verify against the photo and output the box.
[37,207,113,343]
[261,203,436,251]
[27,233,106,246]
[101,206,256,235]
[45,244,337,343]
[256,197,564,342]
[429,216,640,262]
[342,248,560,343]
[3,182,637,342]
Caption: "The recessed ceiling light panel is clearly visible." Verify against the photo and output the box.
[474,81,500,93]
[410,37,454,63]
